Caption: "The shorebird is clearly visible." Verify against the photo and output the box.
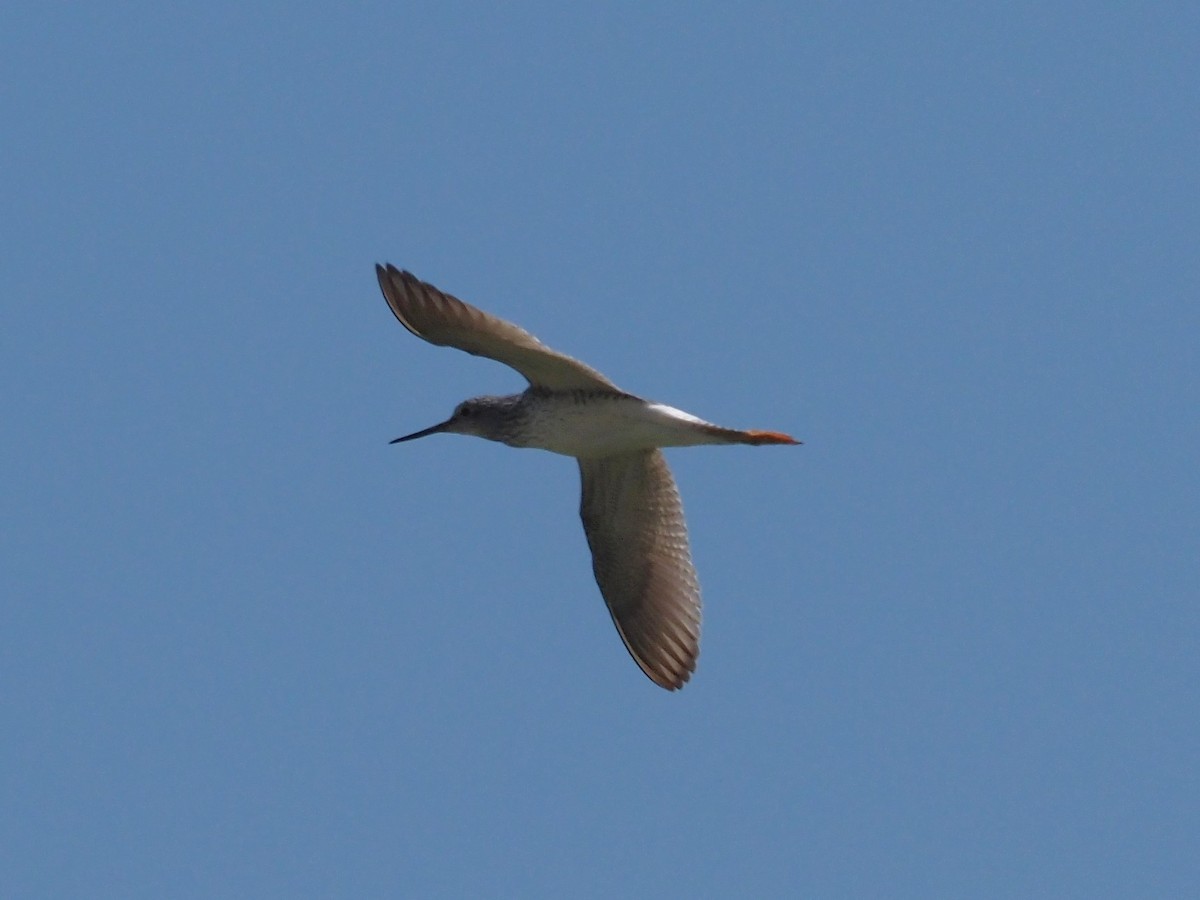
[377,264,799,690]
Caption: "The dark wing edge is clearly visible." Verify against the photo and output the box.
[578,451,702,690]
[375,264,620,392]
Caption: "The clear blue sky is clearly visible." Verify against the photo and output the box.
[4,3,1197,897]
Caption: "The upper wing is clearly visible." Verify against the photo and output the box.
[578,450,702,690]
[376,264,620,392]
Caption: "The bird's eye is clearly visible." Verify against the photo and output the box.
[460,405,473,417]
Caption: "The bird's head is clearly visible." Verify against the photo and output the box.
[390,395,523,445]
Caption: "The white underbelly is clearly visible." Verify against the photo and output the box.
[518,396,723,457]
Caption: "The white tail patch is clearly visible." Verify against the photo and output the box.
[646,403,710,426]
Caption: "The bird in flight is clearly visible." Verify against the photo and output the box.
[377,264,800,690]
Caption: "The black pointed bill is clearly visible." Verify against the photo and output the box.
[390,419,454,443]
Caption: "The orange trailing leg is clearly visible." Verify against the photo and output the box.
[740,430,802,445]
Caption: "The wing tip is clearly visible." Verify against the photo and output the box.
[375,262,432,340]
[625,626,701,692]
[375,261,404,284]
[650,666,695,691]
